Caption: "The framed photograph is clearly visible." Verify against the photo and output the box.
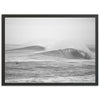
[2,14,98,86]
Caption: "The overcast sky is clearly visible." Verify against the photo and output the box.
[5,18,95,50]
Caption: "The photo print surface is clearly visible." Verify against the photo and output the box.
[3,15,98,85]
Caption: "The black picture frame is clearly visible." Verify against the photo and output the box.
[2,14,98,86]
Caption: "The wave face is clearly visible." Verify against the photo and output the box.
[5,44,95,62]
[6,45,45,52]
[37,48,92,59]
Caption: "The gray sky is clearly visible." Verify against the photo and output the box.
[5,18,95,50]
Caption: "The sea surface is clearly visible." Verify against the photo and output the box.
[5,59,95,83]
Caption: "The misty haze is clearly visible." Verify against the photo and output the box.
[5,17,95,83]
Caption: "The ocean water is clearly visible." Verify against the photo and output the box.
[5,49,95,83]
[5,59,95,83]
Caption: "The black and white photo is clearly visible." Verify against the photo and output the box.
[2,15,98,85]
